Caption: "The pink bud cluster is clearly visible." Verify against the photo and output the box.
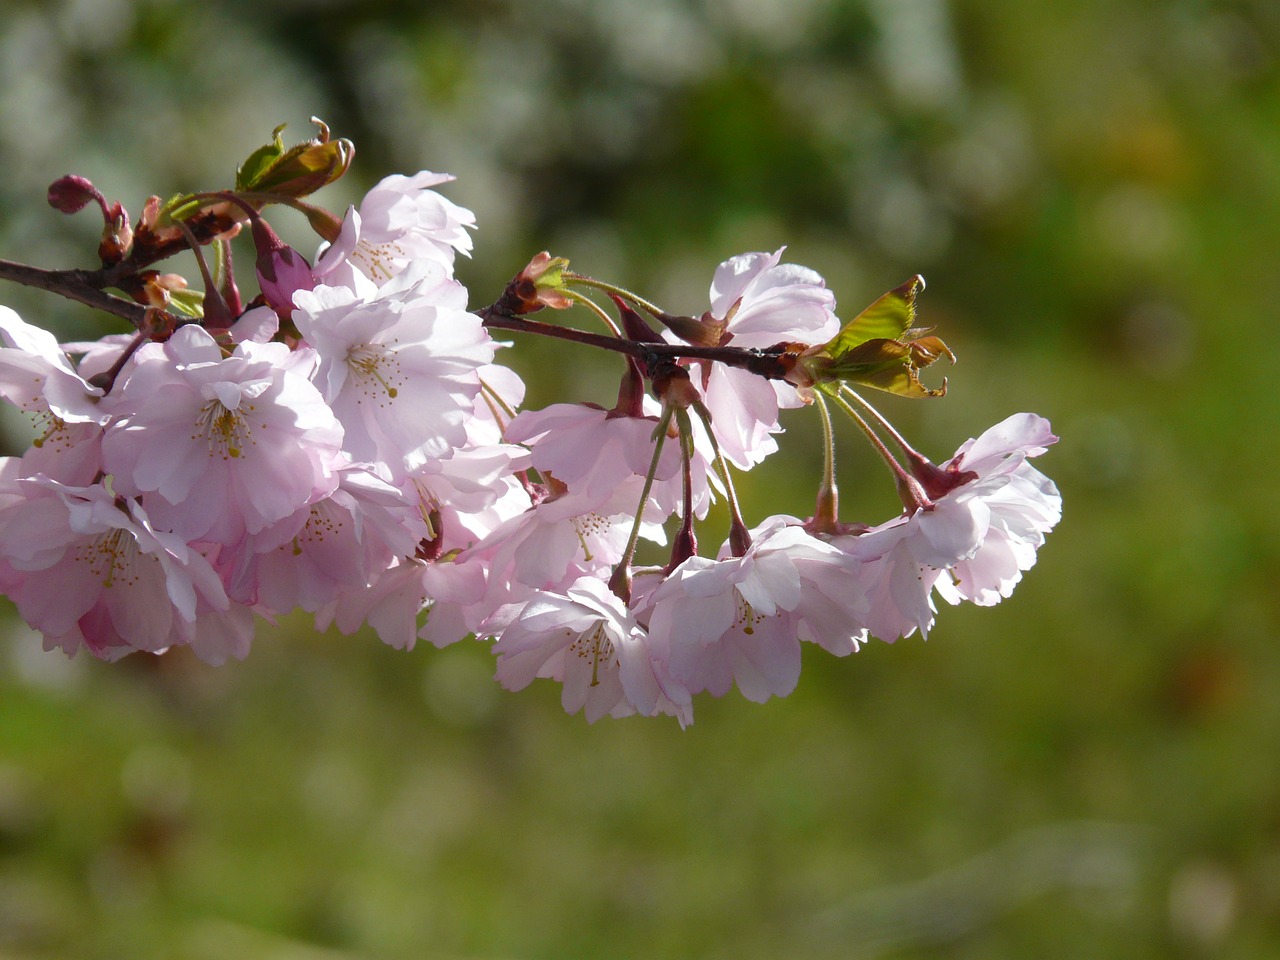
[0,168,1060,725]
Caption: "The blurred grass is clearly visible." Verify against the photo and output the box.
[2,0,1280,957]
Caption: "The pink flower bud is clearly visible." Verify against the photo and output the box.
[47,175,104,214]
[250,216,315,321]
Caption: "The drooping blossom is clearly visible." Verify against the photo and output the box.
[644,521,869,702]
[101,325,345,547]
[233,463,425,613]
[504,401,682,505]
[682,249,842,470]
[462,478,668,629]
[830,413,1061,641]
[494,576,693,725]
[0,473,230,660]
[0,306,109,483]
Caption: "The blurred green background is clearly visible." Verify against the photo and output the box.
[2,0,1279,957]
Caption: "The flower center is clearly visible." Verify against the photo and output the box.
[570,622,615,687]
[194,401,254,459]
[351,238,407,283]
[733,591,765,636]
[346,342,403,402]
[30,410,68,450]
[571,512,610,563]
[77,528,142,589]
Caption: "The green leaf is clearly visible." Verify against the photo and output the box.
[167,288,205,319]
[235,124,288,192]
[795,276,952,398]
[822,275,923,356]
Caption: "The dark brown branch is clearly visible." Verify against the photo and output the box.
[0,258,151,327]
[476,305,792,380]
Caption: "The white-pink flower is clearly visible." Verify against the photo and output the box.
[234,464,424,613]
[101,325,344,546]
[398,440,532,553]
[317,554,489,651]
[315,171,475,287]
[644,521,867,702]
[832,413,1061,640]
[504,402,681,504]
[292,263,495,477]
[685,249,841,470]
[929,413,1061,605]
[463,479,667,626]
[494,577,692,725]
[0,475,230,660]
[0,306,109,483]
[0,305,106,425]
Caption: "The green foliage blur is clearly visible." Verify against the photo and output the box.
[2,0,1279,957]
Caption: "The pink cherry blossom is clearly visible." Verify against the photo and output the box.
[929,413,1061,606]
[463,479,667,628]
[292,263,495,476]
[504,402,681,504]
[101,326,344,546]
[688,249,841,470]
[494,577,692,725]
[645,521,868,702]
[318,554,489,651]
[314,171,475,287]
[234,464,424,613]
[0,476,230,660]
[831,413,1061,640]
[0,305,106,424]
[0,306,110,483]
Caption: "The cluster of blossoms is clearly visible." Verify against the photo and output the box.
[0,123,1060,725]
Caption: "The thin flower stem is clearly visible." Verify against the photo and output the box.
[173,220,233,327]
[477,377,518,434]
[667,406,699,572]
[478,378,517,422]
[812,392,839,532]
[840,386,918,461]
[564,289,622,337]
[564,274,665,318]
[609,403,676,603]
[691,399,751,556]
[87,327,150,393]
[825,387,931,511]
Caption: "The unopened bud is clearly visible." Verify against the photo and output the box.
[251,216,315,320]
[47,175,104,215]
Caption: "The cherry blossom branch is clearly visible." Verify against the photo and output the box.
[0,258,155,328]
[475,304,792,378]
